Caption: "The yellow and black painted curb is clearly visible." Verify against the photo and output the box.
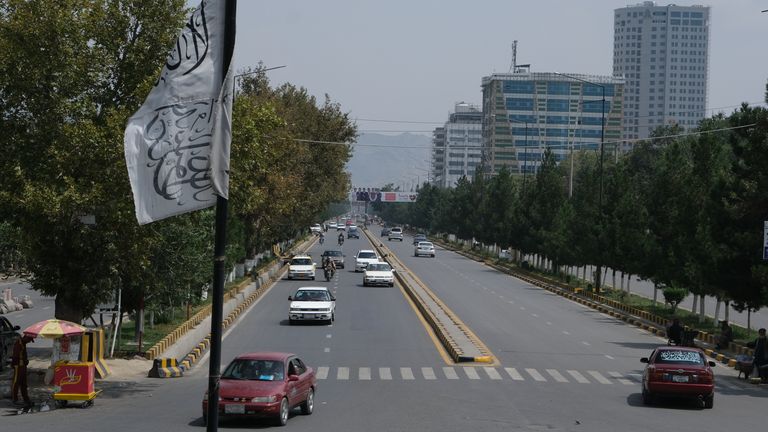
[148,358,183,378]
[433,239,755,372]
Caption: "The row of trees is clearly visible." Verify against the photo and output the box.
[0,1,354,322]
[376,104,768,317]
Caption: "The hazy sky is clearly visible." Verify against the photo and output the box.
[232,1,768,136]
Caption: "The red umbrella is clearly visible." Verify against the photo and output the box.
[23,319,86,339]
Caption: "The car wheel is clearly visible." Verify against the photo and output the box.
[288,319,294,326]
[301,388,314,415]
[276,397,289,426]
[703,394,714,409]
[332,313,335,322]
[389,282,394,287]
[641,389,653,405]
[311,276,315,280]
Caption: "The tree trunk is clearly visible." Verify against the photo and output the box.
[594,265,602,293]
[620,273,625,291]
[724,300,730,323]
[627,274,632,294]
[612,269,617,290]
[714,298,721,322]
[55,295,83,323]
[691,294,698,314]
[653,282,658,305]
[698,294,705,323]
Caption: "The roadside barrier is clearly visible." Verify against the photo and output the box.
[80,328,111,378]
[148,358,183,378]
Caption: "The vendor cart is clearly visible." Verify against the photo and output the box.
[52,361,101,407]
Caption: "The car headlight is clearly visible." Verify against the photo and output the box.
[251,395,278,403]
[203,393,222,401]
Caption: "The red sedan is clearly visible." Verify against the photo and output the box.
[202,352,316,426]
[641,346,716,408]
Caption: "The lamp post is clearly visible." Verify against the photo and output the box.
[555,72,607,292]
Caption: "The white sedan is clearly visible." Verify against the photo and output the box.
[288,287,335,324]
[287,256,316,280]
[414,242,436,257]
[354,250,380,272]
[363,262,395,287]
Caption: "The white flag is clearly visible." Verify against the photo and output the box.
[124,0,234,225]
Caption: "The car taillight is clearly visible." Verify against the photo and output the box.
[694,372,713,384]
[648,368,664,382]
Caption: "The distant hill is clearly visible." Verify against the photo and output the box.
[347,133,431,190]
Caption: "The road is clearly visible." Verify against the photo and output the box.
[2,227,766,431]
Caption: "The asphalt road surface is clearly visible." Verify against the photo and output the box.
[2,228,766,431]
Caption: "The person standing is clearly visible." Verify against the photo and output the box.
[11,335,34,406]
[748,328,768,381]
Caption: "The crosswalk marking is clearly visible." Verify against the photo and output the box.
[484,367,502,380]
[588,370,612,384]
[443,367,459,380]
[422,367,436,380]
[401,367,415,380]
[567,370,590,383]
[379,367,392,380]
[526,368,547,382]
[608,371,633,385]
[505,367,524,381]
[546,369,569,383]
[464,367,481,380]
[317,366,329,380]
[359,367,371,380]
[337,367,349,380]
[716,380,740,390]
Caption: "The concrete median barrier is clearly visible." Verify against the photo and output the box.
[148,358,183,378]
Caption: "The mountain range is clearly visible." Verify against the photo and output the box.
[346,133,432,190]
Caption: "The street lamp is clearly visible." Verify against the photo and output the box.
[554,72,607,291]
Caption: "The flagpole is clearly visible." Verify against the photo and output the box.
[207,1,237,431]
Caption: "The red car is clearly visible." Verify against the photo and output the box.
[641,346,716,408]
[202,352,316,426]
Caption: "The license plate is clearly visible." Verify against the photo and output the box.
[225,404,245,414]
[672,375,689,383]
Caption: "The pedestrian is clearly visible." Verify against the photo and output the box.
[667,318,683,346]
[11,335,34,406]
[714,321,733,350]
[747,328,768,381]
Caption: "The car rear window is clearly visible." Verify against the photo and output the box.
[358,252,376,259]
[418,242,433,247]
[291,258,312,265]
[294,290,330,301]
[655,350,704,365]
[324,251,342,256]
[367,263,391,272]
[391,228,402,233]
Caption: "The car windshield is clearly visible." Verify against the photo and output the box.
[358,252,376,259]
[323,250,342,257]
[366,263,391,272]
[418,242,433,247]
[293,290,331,301]
[291,258,312,266]
[654,350,705,365]
[222,359,285,381]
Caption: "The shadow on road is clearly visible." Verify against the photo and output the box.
[609,341,666,350]
[626,392,706,410]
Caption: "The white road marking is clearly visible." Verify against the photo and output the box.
[379,367,392,380]
[562,331,570,335]
[588,370,612,384]
[42,306,51,310]
[400,367,415,380]
[317,367,329,380]
[582,341,591,346]
[716,380,740,390]
[508,300,515,304]
[324,348,330,353]
[505,367,524,381]
[443,367,459,380]
[359,367,371,380]
[608,371,633,385]
[531,313,539,318]
[337,367,349,380]
[490,290,496,294]
[567,370,590,383]
[520,306,526,311]
[326,334,332,338]
[464,367,481,380]
[422,367,436,380]
[546,321,552,326]
[547,369,569,383]
[604,355,614,360]
[526,368,547,382]
[484,367,502,380]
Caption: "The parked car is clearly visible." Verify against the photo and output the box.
[347,225,360,239]
[288,287,336,324]
[202,352,316,426]
[414,241,436,257]
[363,262,395,287]
[641,346,716,408]
[0,316,21,372]
[412,234,427,245]
[320,249,345,268]
[287,256,316,280]
[388,227,403,241]
[354,250,380,272]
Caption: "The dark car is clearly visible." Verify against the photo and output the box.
[412,234,427,245]
[380,227,391,237]
[641,346,716,408]
[202,352,316,426]
[321,249,345,268]
[347,226,360,239]
[0,316,21,372]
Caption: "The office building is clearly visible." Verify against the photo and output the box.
[481,72,624,175]
[431,103,483,188]
[614,2,710,141]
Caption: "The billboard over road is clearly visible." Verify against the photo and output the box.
[350,188,418,203]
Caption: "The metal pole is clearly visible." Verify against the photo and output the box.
[207,1,236,431]
[595,85,606,292]
[523,123,528,189]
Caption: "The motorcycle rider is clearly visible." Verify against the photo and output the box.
[323,256,336,281]
[338,232,344,246]
[319,232,325,244]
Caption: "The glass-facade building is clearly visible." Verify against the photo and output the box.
[614,2,710,141]
[432,103,483,188]
[481,72,624,175]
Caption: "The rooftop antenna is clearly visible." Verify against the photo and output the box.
[509,40,531,73]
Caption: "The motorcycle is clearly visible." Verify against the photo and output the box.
[319,235,325,244]
[338,237,344,246]
[324,267,335,281]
